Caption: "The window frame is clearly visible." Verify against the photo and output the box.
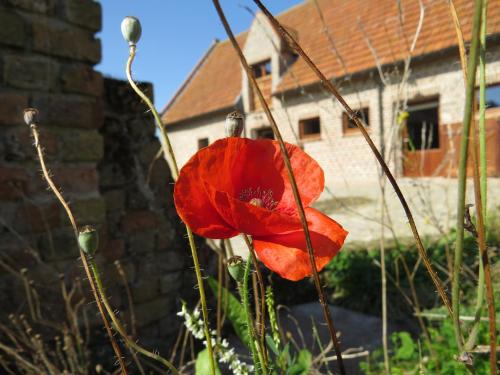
[298,116,321,141]
[251,59,272,79]
[251,126,275,140]
[342,107,370,135]
[404,96,441,151]
[197,137,209,149]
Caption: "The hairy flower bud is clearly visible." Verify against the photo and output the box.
[78,225,99,256]
[23,108,39,126]
[121,16,142,46]
[225,111,244,138]
[227,256,245,283]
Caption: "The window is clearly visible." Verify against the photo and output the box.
[197,138,209,149]
[252,59,272,79]
[477,84,500,109]
[252,126,274,140]
[405,100,439,150]
[342,107,369,134]
[299,117,321,141]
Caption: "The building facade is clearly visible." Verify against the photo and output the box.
[161,0,500,195]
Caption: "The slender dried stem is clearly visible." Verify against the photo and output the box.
[29,123,128,374]
[125,45,216,375]
[252,0,452,320]
[379,198,390,375]
[211,2,346,373]
[88,259,180,375]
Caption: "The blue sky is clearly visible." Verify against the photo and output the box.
[97,0,303,111]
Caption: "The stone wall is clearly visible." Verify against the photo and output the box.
[98,77,196,351]
[0,0,196,370]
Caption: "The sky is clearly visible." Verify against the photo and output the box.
[97,0,303,111]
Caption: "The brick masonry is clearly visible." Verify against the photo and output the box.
[0,0,198,370]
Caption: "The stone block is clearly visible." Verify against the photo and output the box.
[0,10,25,47]
[31,94,103,129]
[0,92,28,126]
[31,17,101,63]
[1,126,58,162]
[61,63,103,96]
[102,190,125,212]
[70,197,106,225]
[101,238,125,262]
[18,200,61,234]
[103,260,135,285]
[131,278,160,304]
[0,166,28,200]
[159,272,181,295]
[127,230,156,254]
[63,0,101,32]
[3,54,58,90]
[38,227,79,261]
[4,0,57,14]
[57,128,103,161]
[28,166,100,198]
[132,296,172,327]
[121,211,157,233]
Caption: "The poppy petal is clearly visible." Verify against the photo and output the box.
[253,208,347,281]
[174,151,239,239]
[195,138,323,211]
[274,141,325,210]
[206,186,302,237]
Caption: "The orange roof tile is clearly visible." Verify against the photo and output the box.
[162,0,500,125]
[162,33,247,125]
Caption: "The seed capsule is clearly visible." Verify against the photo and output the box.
[225,111,244,138]
[23,108,39,126]
[121,16,142,46]
[227,256,245,283]
[78,225,99,256]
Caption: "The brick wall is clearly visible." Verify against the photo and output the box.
[0,0,196,370]
[98,78,197,351]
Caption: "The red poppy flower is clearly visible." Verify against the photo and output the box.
[174,137,348,281]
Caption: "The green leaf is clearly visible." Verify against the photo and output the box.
[266,334,279,355]
[287,350,312,375]
[195,348,221,375]
[207,277,251,349]
[394,332,416,361]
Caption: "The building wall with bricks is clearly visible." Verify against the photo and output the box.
[0,0,197,369]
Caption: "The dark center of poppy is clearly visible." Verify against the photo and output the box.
[239,187,278,210]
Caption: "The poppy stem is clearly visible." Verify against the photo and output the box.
[88,258,180,375]
[251,0,453,319]
[211,1,346,373]
[125,46,217,375]
[29,122,129,375]
[238,256,262,374]
[242,234,268,366]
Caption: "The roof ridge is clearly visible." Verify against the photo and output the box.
[160,38,220,117]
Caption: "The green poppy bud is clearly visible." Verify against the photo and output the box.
[227,256,245,283]
[121,16,142,46]
[23,108,39,126]
[78,225,99,256]
[225,111,244,138]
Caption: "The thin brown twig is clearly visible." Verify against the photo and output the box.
[252,0,452,320]
[29,122,128,374]
[211,2,346,373]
